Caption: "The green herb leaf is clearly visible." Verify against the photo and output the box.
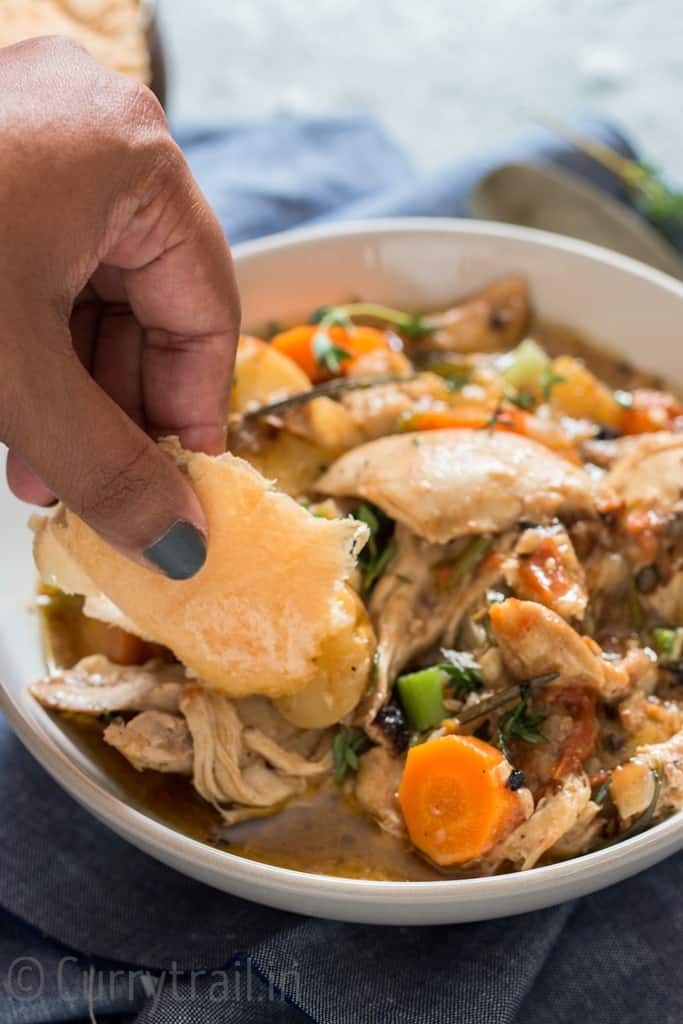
[332,726,367,783]
[312,329,352,374]
[497,691,546,761]
[626,575,644,631]
[592,776,612,806]
[439,649,482,696]
[508,390,535,410]
[352,502,397,593]
[541,368,566,401]
[309,301,430,337]
[98,710,117,725]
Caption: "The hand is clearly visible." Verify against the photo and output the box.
[0,37,240,578]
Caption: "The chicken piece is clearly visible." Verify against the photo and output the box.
[354,747,406,837]
[412,276,529,355]
[643,571,683,625]
[605,432,683,518]
[29,655,186,716]
[104,711,194,774]
[484,773,592,871]
[612,728,683,823]
[619,647,658,697]
[489,599,632,701]
[180,687,330,819]
[548,800,603,859]
[338,373,451,442]
[317,429,597,544]
[504,522,588,620]
[33,438,369,700]
[581,435,640,469]
[361,527,511,735]
[346,348,414,378]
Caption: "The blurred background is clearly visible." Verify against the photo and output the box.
[159,0,683,178]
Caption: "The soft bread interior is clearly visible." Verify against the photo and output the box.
[32,439,368,699]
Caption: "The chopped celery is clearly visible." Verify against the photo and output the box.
[500,338,550,392]
[652,627,683,661]
[397,667,446,732]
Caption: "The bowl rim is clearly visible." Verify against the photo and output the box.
[6,216,683,909]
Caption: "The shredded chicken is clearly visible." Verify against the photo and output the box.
[104,712,193,774]
[354,747,405,837]
[180,686,331,822]
[29,656,186,715]
[549,800,603,859]
[484,773,593,870]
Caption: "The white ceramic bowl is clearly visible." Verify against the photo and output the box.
[3,219,683,925]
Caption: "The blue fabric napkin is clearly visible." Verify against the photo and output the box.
[2,115,682,1024]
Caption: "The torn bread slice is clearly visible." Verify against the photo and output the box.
[33,438,369,699]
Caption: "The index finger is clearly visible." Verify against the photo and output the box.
[104,142,240,454]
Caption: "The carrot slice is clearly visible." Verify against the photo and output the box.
[402,404,579,461]
[397,734,521,866]
[621,389,683,435]
[270,324,389,383]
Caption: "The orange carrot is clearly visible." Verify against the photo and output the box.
[270,324,389,383]
[517,535,573,606]
[402,406,497,432]
[548,687,598,780]
[621,389,683,435]
[402,404,579,461]
[397,734,522,866]
[79,616,149,665]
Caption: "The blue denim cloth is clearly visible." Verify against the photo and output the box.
[1,115,681,1024]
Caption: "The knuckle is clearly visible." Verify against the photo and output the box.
[124,80,167,133]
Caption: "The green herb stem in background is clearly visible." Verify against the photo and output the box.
[310,302,431,338]
[543,123,683,243]
[312,330,351,374]
[541,368,566,401]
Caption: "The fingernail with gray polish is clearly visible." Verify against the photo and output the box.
[144,522,207,580]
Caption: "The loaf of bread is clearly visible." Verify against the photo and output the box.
[0,0,150,82]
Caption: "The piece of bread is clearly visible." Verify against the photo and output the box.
[1,0,150,82]
[33,439,368,699]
